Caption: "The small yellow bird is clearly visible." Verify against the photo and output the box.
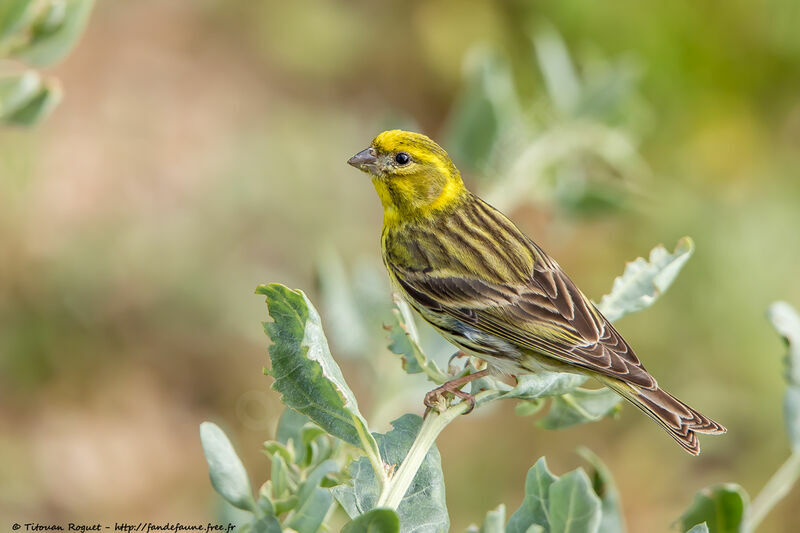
[348,129,725,455]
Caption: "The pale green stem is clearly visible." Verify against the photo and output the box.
[355,418,389,490]
[746,451,800,531]
[376,390,502,509]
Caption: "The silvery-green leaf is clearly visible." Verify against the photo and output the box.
[275,408,310,464]
[533,24,581,114]
[256,283,380,464]
[578,448,626,533]
[478,504,505,533]
[0,0,34,42]
[767,301,800,450]
[250,516,282,533]
[538,388,622,430]
[507,458,558,533]
[284,487,332,533]
[270,454,290,499]
[199,422,256,512]
[548,469,602,533]
[296,460,339,510]
[0,72,61,125]
[3,80,60,125]
[342,509,400,533]
[387,299,449,383]
[597,237,694,323]
[0,71,42,116]
[678,484,748,533]
[685,524,709,533]
[503,372,587,401]
[333,414,448,533]
[515,399,546,417]
[443,47,521,173]
[13,0,94,67]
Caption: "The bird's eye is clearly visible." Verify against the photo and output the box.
[394,152,410,165]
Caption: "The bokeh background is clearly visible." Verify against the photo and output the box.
[3,0,800,530]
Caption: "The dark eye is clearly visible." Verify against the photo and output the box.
[394,152,410,165]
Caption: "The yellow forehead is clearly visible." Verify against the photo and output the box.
[371,130,447,161]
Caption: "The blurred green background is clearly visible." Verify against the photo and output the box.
[2,0,800,530]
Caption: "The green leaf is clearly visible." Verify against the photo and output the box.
[271,453,291,499]
[443,47,521,173]
[263,441,293,466]
[3,80,60,125]
[296,460,339,510]
[0,0,35,42]
[578,448,626,533]
[538,388,621,430]
[767,301,800,451]
[275,407,311,464]
[0,71,42,115]
[250,515,282,533]
[342,508,400,533]
[685,524,709,533]
[333,414,449,533]
[478,504,506,533]
[284,487,332,533]
[533,24,581,114]
[596,237,694,323]
[507,458,558,533]
[199,422,256,512]
[256,283,380,462]
[515,399,546,418]
[0,71,61,125]
[678,484,749,533]
[13,0,94,67]
[502,372,587,401]
[548,469,602,533]
[387,299,448,383]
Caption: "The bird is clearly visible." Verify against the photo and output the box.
[347,129,725,455]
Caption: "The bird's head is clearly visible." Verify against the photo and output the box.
[348,130,466,222]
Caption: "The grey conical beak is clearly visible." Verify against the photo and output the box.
[347,147,379,173]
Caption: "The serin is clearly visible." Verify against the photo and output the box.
[348,130,725,455]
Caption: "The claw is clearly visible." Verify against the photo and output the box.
[422,369,490,416]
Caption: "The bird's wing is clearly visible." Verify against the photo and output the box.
[390,240,657,390]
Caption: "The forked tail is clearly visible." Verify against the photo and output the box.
[599,377,726,455]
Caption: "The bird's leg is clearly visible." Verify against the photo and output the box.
[424,369,491,416]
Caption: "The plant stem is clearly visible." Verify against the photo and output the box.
[375,390,502,509]
[746,451,800,530]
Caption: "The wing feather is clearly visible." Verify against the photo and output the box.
[386,198,657,389]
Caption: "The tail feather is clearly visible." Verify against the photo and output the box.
[599,377,726,456]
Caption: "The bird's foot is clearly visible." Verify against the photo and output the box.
[423,369,490,417]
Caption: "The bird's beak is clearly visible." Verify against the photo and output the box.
[347,147,379,174]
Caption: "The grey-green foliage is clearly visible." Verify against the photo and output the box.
[0,0,94,126]
[678,484,749,533]
[201,239,800,533]
[578,448,625,533]
[506,458,602,533]
[767,302,800,450]
[256,283,380,464]
[466,504,507,533]
[200,422,257,513]
[202,408,348,533]
[333,414,449,533]
[596,237,695,323]
[342,508,400,533]
[444,26,650,215]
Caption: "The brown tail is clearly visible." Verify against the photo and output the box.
[599,377,726,455]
